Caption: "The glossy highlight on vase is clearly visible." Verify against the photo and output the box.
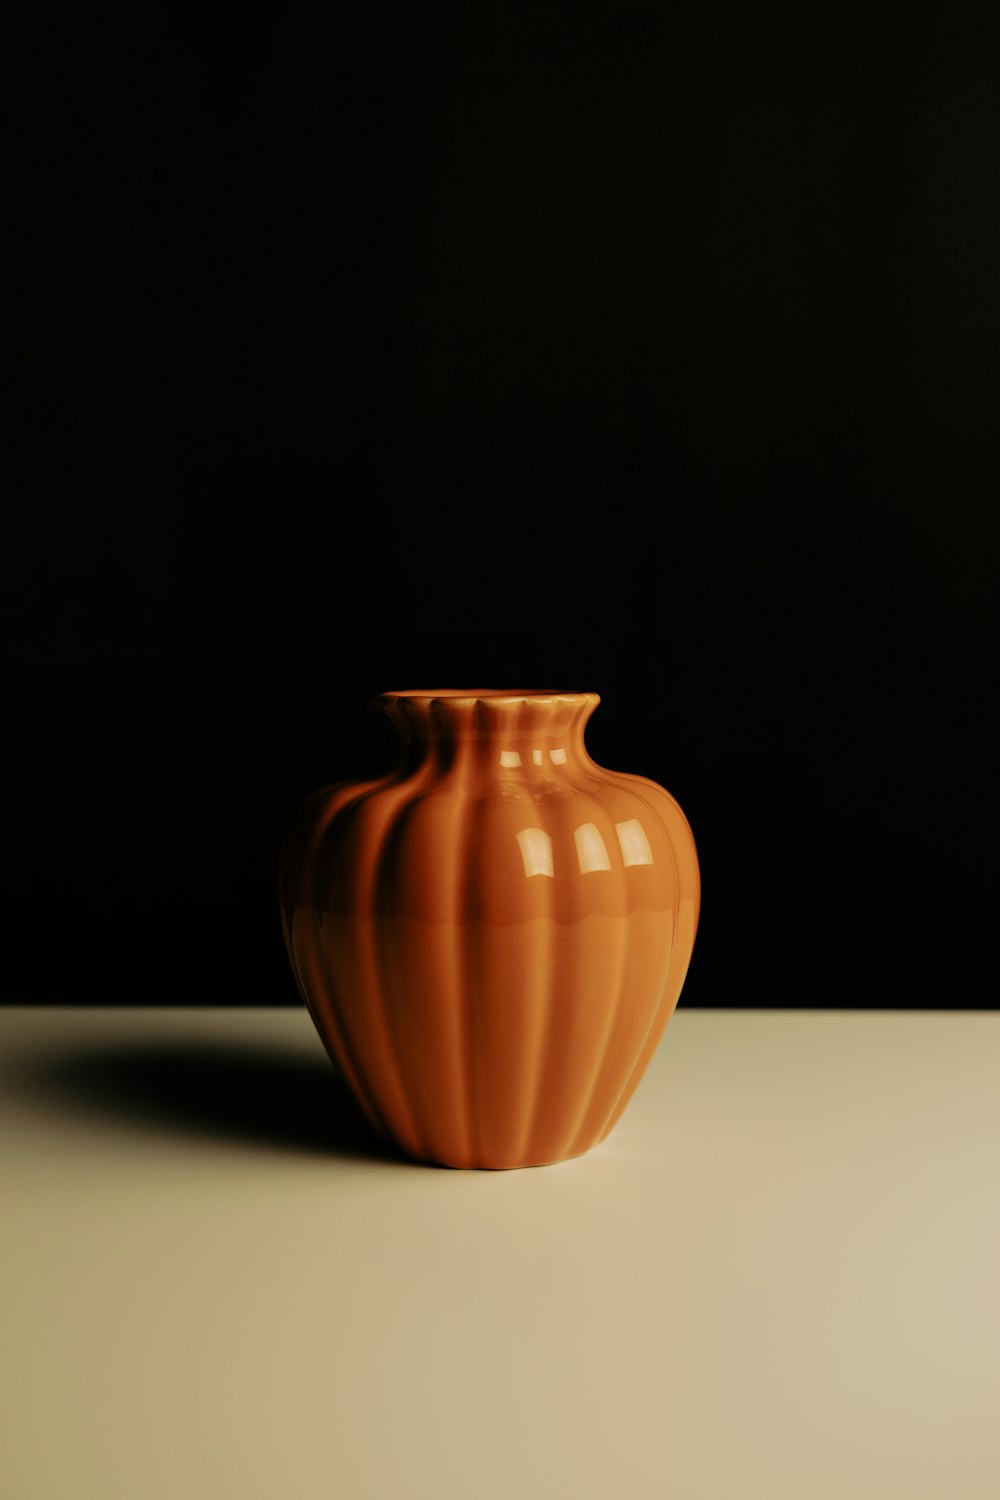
[279,690,700,1169]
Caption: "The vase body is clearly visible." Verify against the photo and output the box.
[278,690,700,1169]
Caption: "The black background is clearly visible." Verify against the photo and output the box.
[4,4,997,1008]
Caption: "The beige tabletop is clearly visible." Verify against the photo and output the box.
[3,1004,998,1499]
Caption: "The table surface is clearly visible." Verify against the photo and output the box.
[3,1004,998,1500]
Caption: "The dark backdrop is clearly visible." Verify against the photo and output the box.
[4,4,997,1008]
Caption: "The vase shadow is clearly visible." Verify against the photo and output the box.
[24,1035,411,1165]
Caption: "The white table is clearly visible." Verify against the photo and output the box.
[3,1005,998,1500]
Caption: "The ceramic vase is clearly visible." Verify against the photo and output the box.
[278,690,700,1169]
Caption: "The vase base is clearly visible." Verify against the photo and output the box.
[402,1140,604,1172]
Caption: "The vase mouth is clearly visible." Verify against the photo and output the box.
[379,689,598,706]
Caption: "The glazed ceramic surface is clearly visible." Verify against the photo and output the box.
[279,690,700,1169]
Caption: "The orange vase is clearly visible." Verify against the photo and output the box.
[278,690,700,1169]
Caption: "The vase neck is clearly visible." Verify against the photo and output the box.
[378,690,600,779]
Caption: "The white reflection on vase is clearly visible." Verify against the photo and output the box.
[615,818,653,867]
[574,822,611,873]
[498,747,570,768]
[516,820,655,878]
[515,827,555,878]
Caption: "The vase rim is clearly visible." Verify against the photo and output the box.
[378,689,599,706]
